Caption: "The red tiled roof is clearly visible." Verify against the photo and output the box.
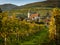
[29,13,39,19]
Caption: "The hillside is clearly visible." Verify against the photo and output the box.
[12,1,49,10]
[0,0,60,11]
[13,1,60,10]
[0,4,17,11]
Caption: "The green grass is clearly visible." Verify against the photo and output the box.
[20,26,49,45]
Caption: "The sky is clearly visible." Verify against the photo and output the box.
[0,0,45,6]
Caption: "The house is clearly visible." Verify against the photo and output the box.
[43,12,51,26]
[28,11,40,22]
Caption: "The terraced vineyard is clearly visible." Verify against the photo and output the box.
[0,10,56,45]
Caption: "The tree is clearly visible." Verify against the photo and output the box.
[0,8,2,13]
[0,8,2,31]
[49,8,60,45]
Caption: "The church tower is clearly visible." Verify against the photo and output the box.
[28,10,31,18]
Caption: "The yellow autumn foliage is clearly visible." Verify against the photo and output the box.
[49,8,60,40]
[49,17,56,40]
